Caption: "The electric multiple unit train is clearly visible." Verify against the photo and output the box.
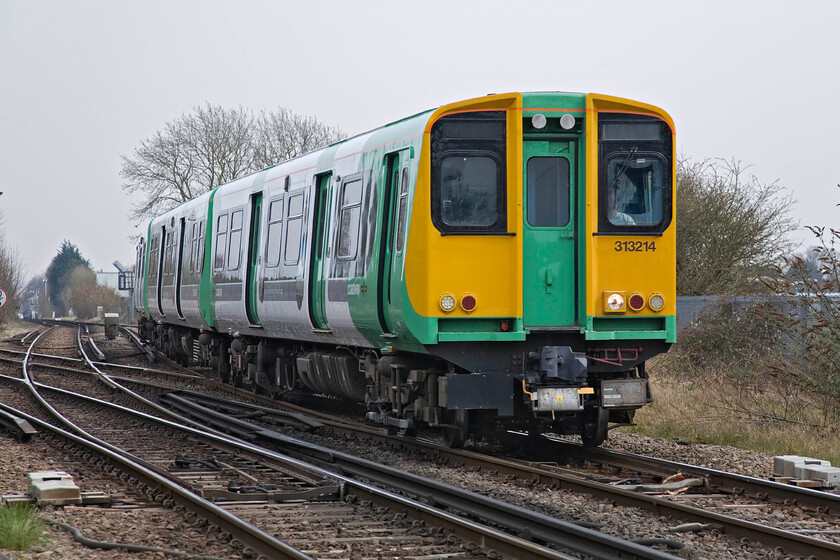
[135,92,676,446]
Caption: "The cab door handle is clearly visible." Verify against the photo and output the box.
[545,269,553,294]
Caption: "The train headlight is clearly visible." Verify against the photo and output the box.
[460,293,477,313]
[559,113,576,130]
[439,293,457,313]
[604,291,626,313]
[649,293,665,312]
[628,292,645,312]
[531,114,547,129]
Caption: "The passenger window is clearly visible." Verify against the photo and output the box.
[196,220,205,274]
[227,210,243,270]
[265,197,284,268]
[163,229,175,277]
[395,167,409,253]
[284,194,304,265]
[527,157,570,227]
[190,220,205,274]
[337,177,363,259]
[149,235,160,282]
[214,214,228,271]
[188,222,197,273]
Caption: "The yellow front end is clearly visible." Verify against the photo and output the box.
[405,93,526,343]
[585,94,677,342]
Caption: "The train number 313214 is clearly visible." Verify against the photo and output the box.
[614,240,656,252]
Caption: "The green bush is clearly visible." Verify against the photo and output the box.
[0,504,48,550]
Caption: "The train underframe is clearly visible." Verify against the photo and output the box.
[139,317,664,447]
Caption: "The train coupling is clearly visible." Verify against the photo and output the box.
[528,346,588,383]
[524,346,650,412]
[524,346,588,412]
[366,409,410,431]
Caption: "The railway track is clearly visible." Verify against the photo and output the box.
[4,322,839,559]
[2,322,676,559]
[159,389,840,559]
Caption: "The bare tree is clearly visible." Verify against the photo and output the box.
[185,104,256,190]
[121,104,344,223]
[121,104,255,221]
[253,108,345,170]
[677,158,797,296]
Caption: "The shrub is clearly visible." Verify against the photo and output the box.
[68,283,124,320]
[0,504,48,550]
[766,225,840,422]
[656,299,830,428]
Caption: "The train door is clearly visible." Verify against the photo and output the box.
[174,217,186,319]
[309,172,333,331]
[377,151,410,335]
[155,227,165,316]
[245,192,262,326]
[522,140,577,327]
[135,237,146,313]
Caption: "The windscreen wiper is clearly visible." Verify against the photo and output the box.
[610,147,638,190]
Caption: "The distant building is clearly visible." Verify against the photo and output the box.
[95,261,135,322]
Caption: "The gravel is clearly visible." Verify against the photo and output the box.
[0,433,244,559]
[0,322,824,559]
[604,430,776,479]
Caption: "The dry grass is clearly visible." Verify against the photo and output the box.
[628,298,840,466]
[631,355,840,466]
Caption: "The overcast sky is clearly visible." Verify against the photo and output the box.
[1,0,838,280]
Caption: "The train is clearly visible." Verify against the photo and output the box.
[134,92,676,447]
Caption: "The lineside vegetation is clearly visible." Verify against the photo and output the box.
[0,504,49,551]
[631,185,840,464]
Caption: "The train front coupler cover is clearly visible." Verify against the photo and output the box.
[523,345,651,416]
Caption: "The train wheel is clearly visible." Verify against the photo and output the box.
[441,410,467,448]
[580,406,608,447]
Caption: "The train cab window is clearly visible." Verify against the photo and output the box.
[605,157,664,226]
[598,114,672,234]
[265,197,284,268]
[527,157,570,227]
[395,167,409,253]
[431,111,507,234]
[227,210,243,270]
[439,155,499,227]
[284,193,304,265]
[337,177,363,259]
[214,213,228,271]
